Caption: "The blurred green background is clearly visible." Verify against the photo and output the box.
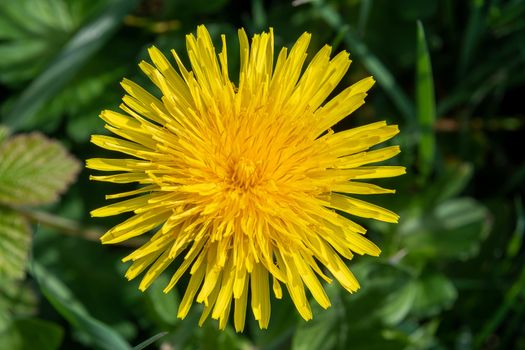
[1,0,524,349]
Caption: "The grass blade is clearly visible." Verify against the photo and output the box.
[416,21,436,180]
[315,1,415,122]
[506,196,525,258]
[457,0,485,78]
[133,332,168,350]
[357,0,373,35]
[474,264,525,348]
[31,262,132,350]
[3,0,140,130]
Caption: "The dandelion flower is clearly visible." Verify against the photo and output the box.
[88,25,405,331]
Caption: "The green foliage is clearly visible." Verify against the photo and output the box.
[2,0,141,130]
[415,21,436,180]
[0,129,80,347]
[0,318,64,350]
[0,279,37,333]
[0,208,33,333]
[132,332,168,350]
[314,0,415,122]
[411,274,457,318]
[0,208,30,281]
[0,0,83,86]
[399,197,490,260]
[0,133,80,206]
[0,126,9,144]
[145,274,180,327]
[1,0,524,349]
[292,284,346,350]
[31,262,133,350]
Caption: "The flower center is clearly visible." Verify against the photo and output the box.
[229,157,261,190]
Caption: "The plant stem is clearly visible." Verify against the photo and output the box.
[15,207,145,248]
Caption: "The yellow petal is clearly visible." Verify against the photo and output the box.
[331,181,395,195]
[329,193,399,223]
[336,146,401,168]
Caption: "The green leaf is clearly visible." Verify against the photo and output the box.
[0,0,114,85]
[145,274,180,326]
[31,262,132,350]
[292,284,344,350]
[160,307,202,350]
[380,280,418,325]
[407,319,440,350]
[3,0,141,130]
[422,162,473,205]
[416,21,437,180]
[378,272,457,325]
[399,197,491,260]
[159,306,250,350]
[306,264,412,349]
[0,126,9,144]
[249,294,296,349]
[412,274,458,318]
[0,318,64,350]
[0,278,38,333]
[199,323,248,350]
[0,206,32,331]
[0,133,80,206]
[344,327,409,350]
[0,208,30,281]
[27,57,124,136]
[0,0,76,85]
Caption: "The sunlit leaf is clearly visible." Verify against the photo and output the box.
[0,127,9,145]
[0,207,31,332]
[0,208,30,281]
[0,133,80,206]
[0,279,38,333]
[0,212,33,342]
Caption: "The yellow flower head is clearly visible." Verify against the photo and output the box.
[88,25,404,332]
